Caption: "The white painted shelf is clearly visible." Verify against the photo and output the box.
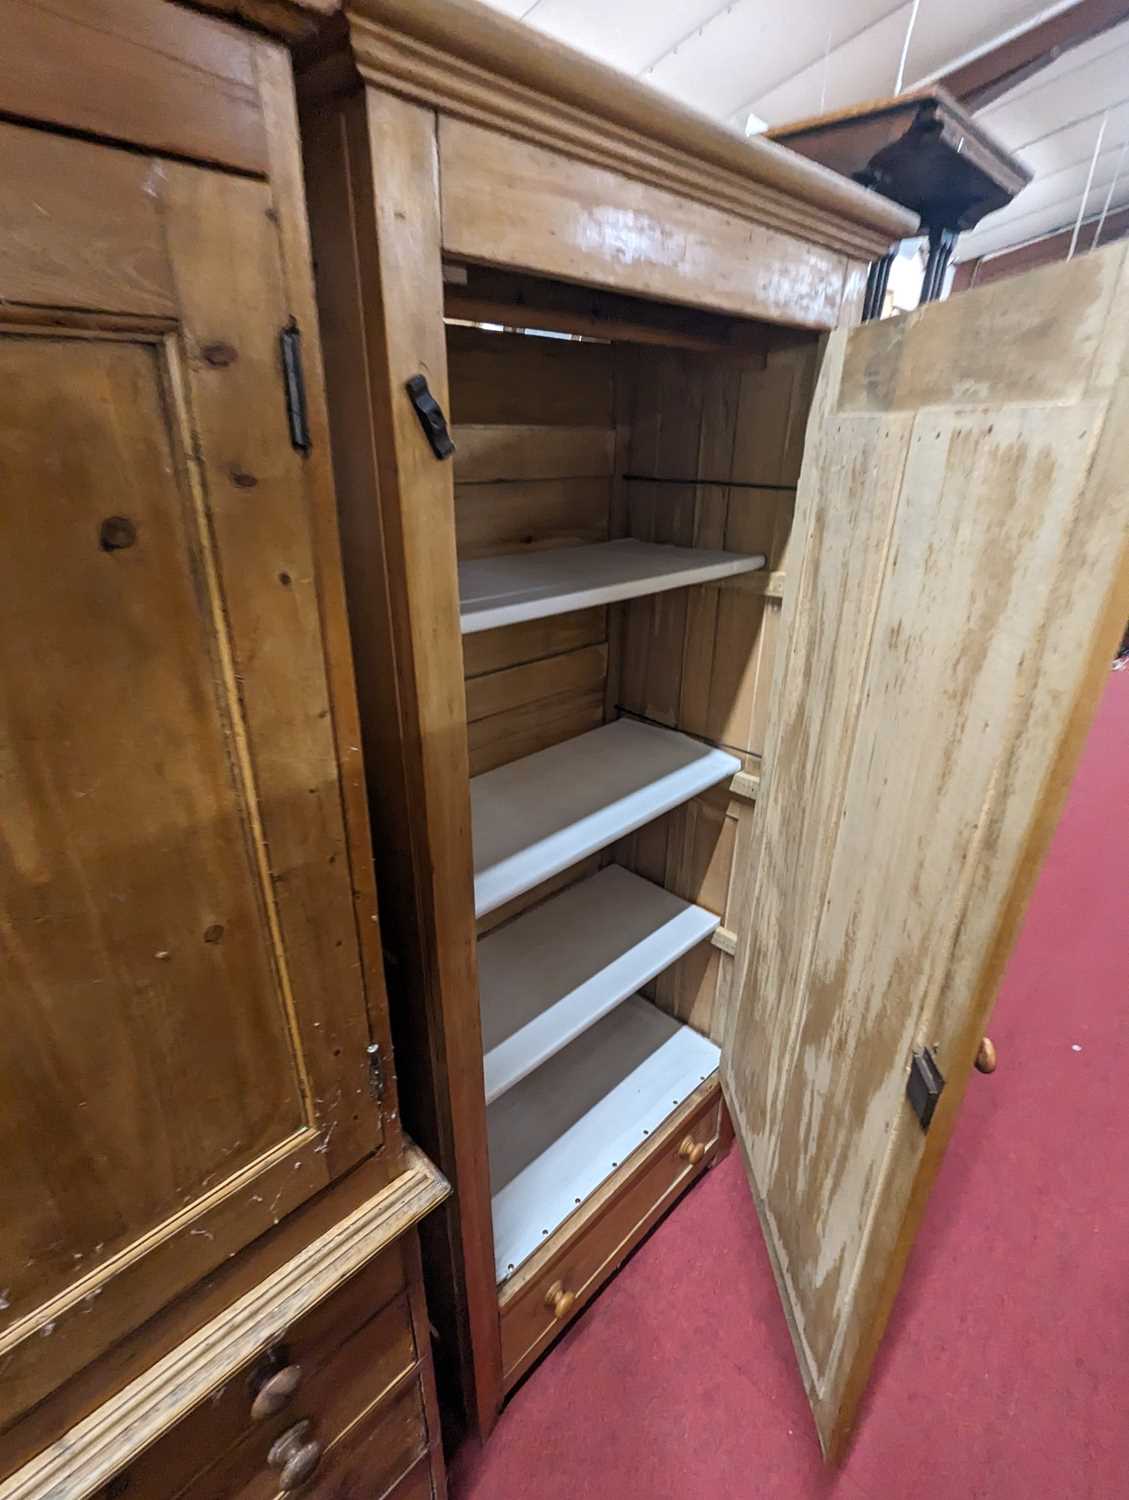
[471,718,741,917]
[489,996,721,1281]
[479,865,720,1105]
[459,538,767,634]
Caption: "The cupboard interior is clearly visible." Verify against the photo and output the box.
[444,278,822,1290]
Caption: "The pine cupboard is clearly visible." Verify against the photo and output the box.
[0,2,448,1496]
[299,0,1129,1462]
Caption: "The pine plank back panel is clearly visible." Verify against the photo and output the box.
[448,327,616,775]
[610,339,818,1040]
[615,341,817,755]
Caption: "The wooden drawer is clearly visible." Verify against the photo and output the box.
[101,1244,411,1499]
[384,1456,436,1500]
[283,1379,428,1499]
[499,1078,722,1386]
[191,1305,418,1499]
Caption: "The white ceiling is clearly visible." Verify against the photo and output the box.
[481,0,1129,265]
[958,21,1129,261]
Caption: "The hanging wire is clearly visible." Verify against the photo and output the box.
[894,0,922,95]
[1092,137,1129,251]
[819,18,833,114]
[1069,112,1109,260]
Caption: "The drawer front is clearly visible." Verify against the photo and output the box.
[102,1243,408,1499]
[499,1081,722,1385]
[279,1380,428,1500]
[191,1300,417,1498]
[384,1456,436,1500]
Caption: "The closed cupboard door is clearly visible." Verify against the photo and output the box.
[0,122,382,1424]
[723,245,1129,1457]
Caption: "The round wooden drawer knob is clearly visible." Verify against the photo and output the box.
[268,1419,323,1491]
[251,1363,302,1421]
[678,1135,706,1166]
[544,1280,575,1321]
[975,1037,998,1074]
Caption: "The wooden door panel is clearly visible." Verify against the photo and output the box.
[0,121,382,1424]
[0,332,305,1308]
[723,245,1129,1456]
[0,124,173,315]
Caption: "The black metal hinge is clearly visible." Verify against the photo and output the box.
[907,1046,945,1131]
[279,319,311,454]
[405,373,455,460]
[366,1042,385,1104]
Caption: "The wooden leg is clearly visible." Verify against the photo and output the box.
[921,226,958,304]
[863,252,894,321]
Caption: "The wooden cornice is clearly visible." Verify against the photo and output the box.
[0,1148,448,1500]
[332,0,916,261]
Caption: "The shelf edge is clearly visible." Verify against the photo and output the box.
[460,545,768,635]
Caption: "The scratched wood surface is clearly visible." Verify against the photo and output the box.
[723,243,1129,1456]
[0,1150,448,1500]
[438,117,853,328]
[0,117,383,1429]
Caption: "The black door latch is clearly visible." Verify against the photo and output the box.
[405,373,455,460]
[907,1046,945,1131]
[279,319,311,454]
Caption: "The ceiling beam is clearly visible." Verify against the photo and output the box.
[954,199,1129,288]
[937,0,1129,112]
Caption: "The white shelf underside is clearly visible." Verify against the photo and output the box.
[489,997,721,1282]
[479,864,720,1104]
[471,718,741,917]
[459,538,767,634]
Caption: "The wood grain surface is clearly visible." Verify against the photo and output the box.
[0,0,269,171]
[724,243,1129,1456]
[301,84,503,1436]
[344,0,914,258]
[0,109,386,1426]
[0,1149,447,1500]
[440,119,853,330]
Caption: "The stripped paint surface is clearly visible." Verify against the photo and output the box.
[724,243,1129,1454]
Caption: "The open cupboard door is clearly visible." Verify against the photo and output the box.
[722,244,1129,1459]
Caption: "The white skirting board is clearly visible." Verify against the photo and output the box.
[459,538,767,634]
[488,997,721,1282]
[471,717,741,916]
[479,864,719,1104]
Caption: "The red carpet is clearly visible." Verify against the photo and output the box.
[452,670,1129,1500]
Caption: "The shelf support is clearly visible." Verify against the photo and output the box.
[729,769,760,803]
[711,926,738,957]
[710,569,785,600]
